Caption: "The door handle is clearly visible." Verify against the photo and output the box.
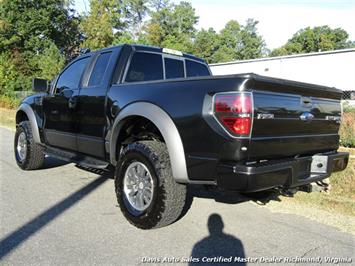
[68,96,77,109]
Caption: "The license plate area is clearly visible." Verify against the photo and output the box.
[311,155,328,173]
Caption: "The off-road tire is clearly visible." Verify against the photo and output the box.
[115,141,187,229]
[14,121,45,170]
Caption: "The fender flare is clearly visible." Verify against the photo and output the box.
[109,102,189,183]
[17,103,41,144]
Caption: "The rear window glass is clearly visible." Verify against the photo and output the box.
[186,60,210,77]
[125,52,163,82]
[88,52,112,86]
[164,58,184,79]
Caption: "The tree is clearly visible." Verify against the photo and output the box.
[81,0,125,50]
[36,42,66,80]
[149,0,170,12]
[271,26,354,56]
[0,51,31,94]
[146,1,198,53]
[0,0,80,94]
[123,0,150,41]
[0,0,81,59]
[213,20,241,62]
[202,19,265,63]
[236,19,265,60]
[193,28,220,63]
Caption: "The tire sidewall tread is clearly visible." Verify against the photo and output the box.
[14,121,44,170]
[115,140,187,229]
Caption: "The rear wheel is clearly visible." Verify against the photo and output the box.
[115,141,187,229]
[14,121,44,170]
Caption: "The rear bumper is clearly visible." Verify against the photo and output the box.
[216,152,349,192]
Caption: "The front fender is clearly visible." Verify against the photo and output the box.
[17,103,41,144]
[109,102,189,183]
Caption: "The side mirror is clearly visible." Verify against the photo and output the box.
[32,78,49,92]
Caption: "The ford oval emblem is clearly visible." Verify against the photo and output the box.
[300,112,314,121]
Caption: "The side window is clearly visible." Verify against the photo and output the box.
[56,57,90,91]
[88,52,112,87]
[125,52,163,82]
[164,58,184,79]
[186,60,210,77]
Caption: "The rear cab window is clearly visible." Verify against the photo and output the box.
[124,49,210,83]
[125,52,163,82]
[164,57,184,79]
[186,59,210,77]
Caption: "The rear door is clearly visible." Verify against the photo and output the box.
[43,56,91,151]
[76,48,121,158]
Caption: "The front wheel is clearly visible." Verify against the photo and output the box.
[14,121,45,170]
[115,141,187,229]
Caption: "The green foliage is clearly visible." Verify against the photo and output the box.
[0,0,76,107]
[194,19,266,63]
[342,101,355,113]
[0,0,355,111]
[236,19,265,60]
[146,1,198,53]
[339,112,355,148]
[271,26,354,56]
[113,32,136,45]
[212,45,235,63]
[0,94,22,109]
[193,28,220,63]
[36,42,66,80]
[0,52,31,94]
[80,0,123,50]
[219,20,241,49]
[214,20,241,61]
[123,0,150,40]
[0,0,81,58]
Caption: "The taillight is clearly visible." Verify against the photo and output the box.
[213,92,253,137]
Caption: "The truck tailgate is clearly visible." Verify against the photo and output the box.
[249,77,342,160]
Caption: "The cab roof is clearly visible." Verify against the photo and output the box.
[79,44,206,64]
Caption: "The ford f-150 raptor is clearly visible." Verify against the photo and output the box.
[14,44,349,229]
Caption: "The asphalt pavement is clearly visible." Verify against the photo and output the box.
[0,127,354,265]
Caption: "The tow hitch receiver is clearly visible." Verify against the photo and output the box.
[311,155,328,174]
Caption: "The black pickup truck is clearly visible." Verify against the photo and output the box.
[14,44,349,229]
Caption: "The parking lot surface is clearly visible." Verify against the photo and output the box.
[0,127,354,265]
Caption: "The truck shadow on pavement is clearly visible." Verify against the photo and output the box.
[189,214,246,265]
[0,174,109,260]
[0,166,284,261]
[40,156,69,169]
[178,186,284,229]
[187,185,283,206]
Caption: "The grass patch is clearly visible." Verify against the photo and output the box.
[339,146,355,156]
[281,156,355,217]
[263,155,355,233]
[0,107,16,129]
[330,157,355,199]
[0,95,21,109]
[339,112,355,147]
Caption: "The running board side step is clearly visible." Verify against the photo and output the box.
[45,146,109,169]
